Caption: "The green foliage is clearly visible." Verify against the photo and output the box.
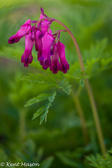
[58,79,72,95]
[25,92,56,124]
[9,72,34,107]
[83,39,112,77]
[23,72,72,123]
[23,73,72,95]
[57,152,82,168]
[86,149,112,168]
[40,156,54,168]
[25,93,52,107]
[0,149,8,162]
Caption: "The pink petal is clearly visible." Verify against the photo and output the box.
[35,29,54,70]
[21,32,34,67]
[35,30,43,58]
[58,41,69,73]
[40,30,54,61]
[50,43,60,74]
[8,19,31,44]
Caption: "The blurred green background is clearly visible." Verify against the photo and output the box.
[0,0,112,167]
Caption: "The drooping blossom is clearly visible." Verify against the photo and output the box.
[21,32,34,67]
[35,11,54,69]
[50,40,69,74]
[36,29,54,70]
[50,42,60,74]
[8,19,32,44]
[38,14,50,34]
[8,8,69,73]
[58,41,69,74]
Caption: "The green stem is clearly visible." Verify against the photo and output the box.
[71,92,88,144]
[52,18,106,155]
[84,80,106,154]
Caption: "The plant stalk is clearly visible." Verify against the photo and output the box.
[53,18,106,155]
[72,92,88,144]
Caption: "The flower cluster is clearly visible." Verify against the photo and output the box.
[8,8,69,74]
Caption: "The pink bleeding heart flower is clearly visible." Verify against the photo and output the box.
[38,14,50,34]
[50,42,60,74]
[38,8,53,35]
[8,8,70,73]
[35,28,54,69]
[58,41,69,73]
[35,30,43,58]
[21,32,34,67]
[30,26,36,41]
[50,41,69,74]
[8,19,31,44]
[39,30,54,70]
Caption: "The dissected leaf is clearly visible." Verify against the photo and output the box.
[26,92,56,124]
[86,150,112,168]
[58,79,72,95]
[32,106,47,120]
[48,92,56,102]
[39,102,51,124]
[24,93,50,107]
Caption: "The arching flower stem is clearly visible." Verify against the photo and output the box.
[46,17,106,155]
